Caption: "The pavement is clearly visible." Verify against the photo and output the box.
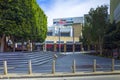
[0,51,120,79]
[0,71,120,79]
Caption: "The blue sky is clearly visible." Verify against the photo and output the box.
[37,0,110,26]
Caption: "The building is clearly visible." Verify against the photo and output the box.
[110,0,120,24]
[48,17,83,37]
[47,26,55,36]
[53,17,83,38]
[46,17,83,43]
[53,17,83,26]
[47,25,73,37]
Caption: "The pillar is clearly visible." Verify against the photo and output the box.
[64,43,66,53]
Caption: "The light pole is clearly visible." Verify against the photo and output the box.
[73,27,75,54]
[58,28,61,53]
[81,23,84,51]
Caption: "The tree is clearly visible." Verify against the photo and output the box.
[83,5,109,55]
[0,0,47,52]
[103,20,120,58]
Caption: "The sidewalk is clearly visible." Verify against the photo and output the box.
[0,71,120,79]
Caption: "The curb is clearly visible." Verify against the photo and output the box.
[0,71,120,79]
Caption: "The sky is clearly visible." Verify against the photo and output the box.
[37,0,110,26]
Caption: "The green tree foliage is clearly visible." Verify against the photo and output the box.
[103,21,116,49]
[83,5,109,54]
[31,0,47,42]
[0,0,47,42]
[104,21,120,49]
[103,21,120,58]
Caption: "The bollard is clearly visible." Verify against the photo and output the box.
[93,59,96,72]
[111,58,114,71]
[72,59,76,73]
[52,60,55,74]
[28,60,32,74]
[4,61,8,75]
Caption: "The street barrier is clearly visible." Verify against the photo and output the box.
[93,59,96,72]
[72,59,76,73]
[52,60,55,74]
[111,58,114,71]
[28,60,32,74]
[4,61,8,75]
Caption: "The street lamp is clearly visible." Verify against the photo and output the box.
[81,23,84,51]
[73,27,75,54]
[58,28,61,53]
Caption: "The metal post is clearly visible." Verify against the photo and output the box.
[28,60,32,74]
[72,59,76,73]
[93,59,96,72]
[52,60,55,74]
[4,61,8,75]
[111,58,114,71]
[73,27,75,53]
[59,28,61,53]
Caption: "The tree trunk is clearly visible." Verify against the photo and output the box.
[99,36,103,56]
[0,34,5,52]
[95,44,98,53]
[118,48,120,59]
[99,43,102,55]
[22,41,24,52]
[87,44,90,51]
[94,44,97,52]
[11,36,15,52]
[13,42,15,52]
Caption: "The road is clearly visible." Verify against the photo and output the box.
[1,75,120,80]
[0,52,120,79]
[40,52,120,73]
[0,52,120,73]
